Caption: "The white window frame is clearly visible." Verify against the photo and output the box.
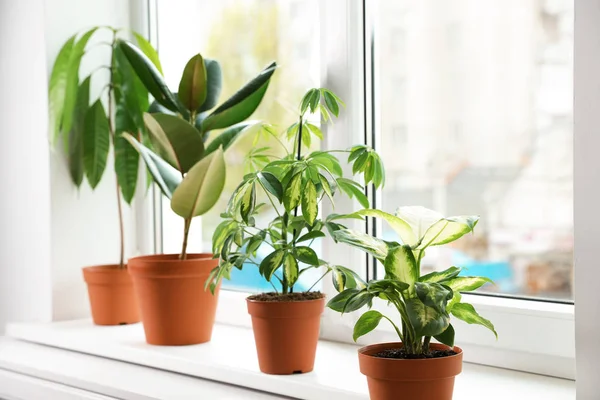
[146,0,575,380]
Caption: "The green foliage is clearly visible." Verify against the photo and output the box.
[327,206,497,355]
[209,88,385,294]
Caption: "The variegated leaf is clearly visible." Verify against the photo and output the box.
[405,298,449,337]
[384,245,418,295]
[451,302,497,339]
[332,228,388,262]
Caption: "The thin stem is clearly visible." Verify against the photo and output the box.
[423,336,431,354]
[257,180,282,217]
[306,270,328,293]
[180,218,192,260]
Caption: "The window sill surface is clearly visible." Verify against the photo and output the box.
[5,320,575,400]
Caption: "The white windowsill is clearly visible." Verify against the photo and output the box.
[5,320,575,400]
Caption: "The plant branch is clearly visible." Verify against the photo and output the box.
[305,269,328,293]
[180,217,192,260]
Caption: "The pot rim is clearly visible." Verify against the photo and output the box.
[82,264,129,272]
[359,342,463,362]
[128,253,215,263]
[246,293,326,304]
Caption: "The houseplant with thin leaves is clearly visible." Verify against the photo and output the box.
[119,41,277,346]
[327,206,497,400]
[49,26,161,326]
[209,88,385,374]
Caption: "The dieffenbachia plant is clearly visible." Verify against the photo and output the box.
[48,27,161,268]
[328,206,497,354]
[207,88,385,295]
[119,43,277,260]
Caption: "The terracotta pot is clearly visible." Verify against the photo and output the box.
[247,296,325,374]
[128,253,220,345]
[358,342,463,400]
[83,265,140,326]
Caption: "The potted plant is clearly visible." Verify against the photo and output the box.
[49,27,162,325]
[209,88,385,374]
[119,40,277,345]
[327,206,497,400]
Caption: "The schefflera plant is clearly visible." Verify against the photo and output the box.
[328,206,497,354]
[118,41,277,259]
[208,88,385,295]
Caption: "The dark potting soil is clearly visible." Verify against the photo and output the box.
[372,348,457,360]
[248,292,325,302]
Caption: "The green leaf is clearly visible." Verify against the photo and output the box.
[178,54,207,112]
[337,179,369,208]
[119,40,182,113]
[122,133,182,199]
[419,215,480,249]
[302,180,318,225]
[240,183,256,224]
[447,292,462,312]
[283,172,302,211]
[259,249,286,280]
[354,209,416,246]
[133,32,163,74]
[310,152,343,177]
[334,265,366,289]
[414,282,453,313]
[300,89,316,114]
[353,310,383,341]
[283,253,299,286]
[305,123,323,140]
[406,298,449,337]
[332,228,388,262]
[331,268,347,292]
[67,76,90,187]
[322,90,340,117]
[171,147,226,218]
[434,324,455,347]
[257,171,283,202]
[114,134,139,204]
[198,58,223,112]
[327,288,360,312]
[343,290,374,313]
[246,231,265,254]
[61,28,98,147]
[308,89,321,113]
[446,276,493,293]
[48,35,75,147]
[294,246,319,266]
[143,113,204,173]
[451,303,498,339]
[205,121,261,155]
[384,245,418,294]
[212,220,238,255]
[82,100,109,189]
[202,62,277,131]
[297,230,325,243]
[420,267,462,283]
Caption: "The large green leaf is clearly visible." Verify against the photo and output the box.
[446,276,492,293]
[405,298,449,337]
[122,133,182,198]
[419,266,462,283]
[355,209,416,245]
[67,76,90,187]
[434,324,455,347]
[257,171,283,202]
[353,310,383,342]
[198,58,223,112]
[384,245,418,295]
[48,35,75,146]
[451,302,497,339]
[178,54,207,112]
[414,282,453,313]
[283,253,299,286]
[133,32,163,74]
[294,246,319,266]
[259,249,286,280]
[62,28,98,146]
[418,215,480,249]
[118,40,182,113]
[201,62,277,131]
[283,172,302,211]
[171,147,226,218]
[332,228,388,262]
[302,180,318,225]
[143,113,204,173]
[113,44,148,130]
[204,121,261,156]
[82,100,109,189]
[327,288,360,312]
[114,134,139,204]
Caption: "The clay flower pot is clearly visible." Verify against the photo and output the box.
[128,253,220,345]
[358,342,463,400]
[83,265,140,326]
[247,296,325,374]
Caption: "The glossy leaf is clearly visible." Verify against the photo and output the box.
[419,215,480,249]
[67,76,90,187]
[302,180,318,225]
[283,253,299,286]
[322,90,340,117]
[259,249,286,280]
[354,209,416,246]
[114,134,139,204]
[198,58,223,112]
[434,324,455,347]
[113,44,148,130]
[119,40,182,113]
[171,147,226,218]
[133,32,163,74]
[353,310,383,341]
[327,288,360,312]
[178,54,207,111]
[446,276,493,293]
[384,245,418,294]
[202,62,277,131]
[405,298,449,337]
[337,178,369,208]
[415,282,453,313]
[143,113,204,173]
[283,172,302,211]
[419,266,462,283]
[343,290,374,313]
[451,303,498,339]
[122,133,182,198]
[48,35,75,146]
[332,228,388,262]
[294,246,319,266]
[239,183,256,224]
[205,121,261,156]
[82,100,109,189]
[212,220,238,255]
[297,230,325,243]
[257,171,283,202]
[331,268,347,292]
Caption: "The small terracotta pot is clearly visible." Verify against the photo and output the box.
[83,265,140,326]
[359,342,463,400]
[128,253,220,345]
[247,296,325,375]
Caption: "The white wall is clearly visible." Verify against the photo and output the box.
[0,0,53,332]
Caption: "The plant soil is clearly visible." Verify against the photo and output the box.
[372,347,457,360]
[248,292,325,302]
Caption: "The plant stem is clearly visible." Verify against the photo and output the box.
[180,218,192,260]
[306,270,328,293]
[423,336,431,354]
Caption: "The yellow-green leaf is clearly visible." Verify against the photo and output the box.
[302,180,318,225]
[48,35,76,147]
[283,253,299,286]
[178,54,207,112]
[133,32,163,74]
[283,172,302,211]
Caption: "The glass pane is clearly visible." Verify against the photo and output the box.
[374,0,573,300]
[156,0,321,292]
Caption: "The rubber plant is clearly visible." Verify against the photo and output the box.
[119,40,277,346]
[208,88,385,374]
[48,27,161,326]
[327,206,497,400]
